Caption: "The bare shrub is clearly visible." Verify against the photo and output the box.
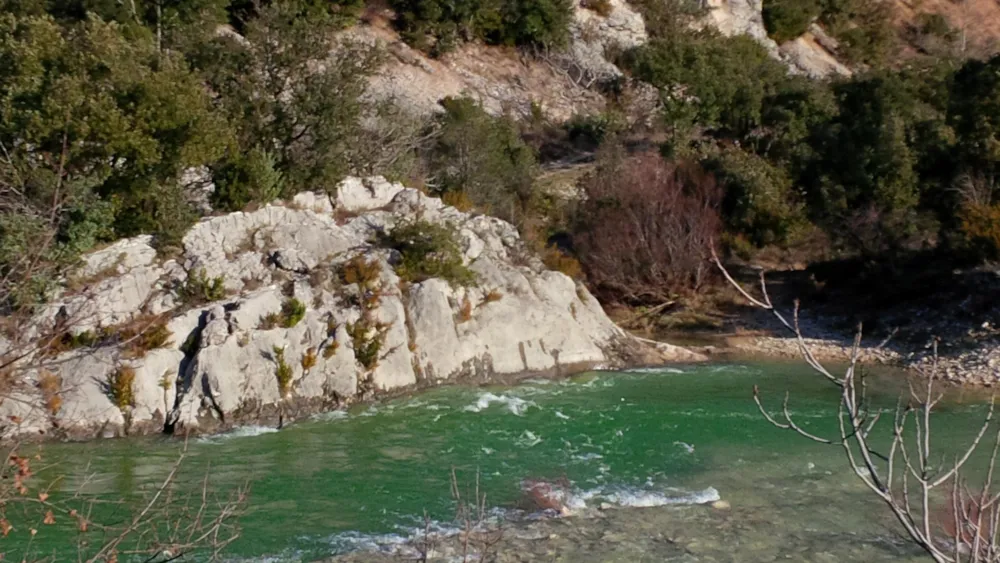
[574,150,722,305]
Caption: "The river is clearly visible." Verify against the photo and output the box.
[13,362,994,561]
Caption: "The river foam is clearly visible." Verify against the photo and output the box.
[463,392,537,416]
[197,425,280,443]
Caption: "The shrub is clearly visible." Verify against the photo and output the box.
[37,371,62,416]
[960,203,1000,260]
[427,97,538,225]
[123,321,174,359]
[281,298,307,328]
[573,151,722,304]
[340,256,382,290]
[272,346,294,398]
[43,330,98,358]
[458,296,473,322]
[180,269,227,305]
[762,0,820,43]
[390,0,573,55]
[442,191,475,212]
[301,347,318,372]
[564,112,626,150]
[378,220,477,286]
[705,148,806,247]
[541,246,584,279]
[107,366,137,410]
[211,147,285,212]
[259,298,307,329]
[347,317,388,371]
[621,31,789,138]
[483,289,504,304]
[818,0,895,67]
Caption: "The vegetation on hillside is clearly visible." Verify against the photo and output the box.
[2,0,999,319]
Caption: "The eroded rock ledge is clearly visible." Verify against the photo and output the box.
[3,177,702,441]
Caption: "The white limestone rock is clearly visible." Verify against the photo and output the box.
[2,176,700,441]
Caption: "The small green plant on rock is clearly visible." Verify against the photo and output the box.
[259,298,308,329]
[272,346,294,398]
[123,321,173,359]
[347,316,388,371]
[301,347,318,372]
[377,220,476,286]
[180,269,227,305]
[107,366,137,410]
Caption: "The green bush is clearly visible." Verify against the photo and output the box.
[211,147,285,212]
[621,31,789,138]
[564,112,627,149]
[818,0,894,67]
[390,0,572,55]
[272,346,294,398]
[427,97,537,224]
[347,316,387,371]
[259,298,308,330]
[180,269,227,305]
[762,0,820,43]
[378,220,477,286]
[106,366,136,410]
[280,298,307,328]
[705,148,806,247]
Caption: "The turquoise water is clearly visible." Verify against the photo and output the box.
[11,362,994,561]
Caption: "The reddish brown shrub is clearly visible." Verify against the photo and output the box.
[574,151,722,304]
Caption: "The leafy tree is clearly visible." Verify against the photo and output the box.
[622,31,790,139]
[0,14,228,257]
[211,147,285,212]
[706,148,806,247]
[949,55,1000,179]
[198,1,383,197]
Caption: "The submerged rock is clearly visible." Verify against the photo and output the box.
[5,176,699,441]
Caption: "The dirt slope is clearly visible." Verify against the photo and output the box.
[893,0,1000,56]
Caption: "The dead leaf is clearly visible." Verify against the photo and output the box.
[43,511,54,525]
[37,492,48,502]
[0,519,11,537]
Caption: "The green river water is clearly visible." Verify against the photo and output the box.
[10,362,996,561]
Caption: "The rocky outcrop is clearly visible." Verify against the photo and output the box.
[4,177,699,441]
[701,0,852,78]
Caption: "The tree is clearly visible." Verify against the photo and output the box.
[714,252,1000,563]
[949,55,1000,181]
[198,1,382,197]
[622,31,790,139]
[0,14,228,256]
[706,147,806,247]
[426,97,538,224]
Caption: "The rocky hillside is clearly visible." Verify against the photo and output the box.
[1,178,699,442]
[356,0,648,122]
